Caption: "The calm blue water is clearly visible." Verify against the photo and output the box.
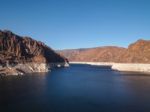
[0,64,150,112]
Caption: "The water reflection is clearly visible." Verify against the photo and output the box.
[0,73,48,107]
[0,64,150,112]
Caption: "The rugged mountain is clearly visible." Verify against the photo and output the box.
[118,39,150,63]
[58,39,150,63]
[0,30,68,75]
[0,30,68,64]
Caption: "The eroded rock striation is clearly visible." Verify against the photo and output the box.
[0,30,69,75]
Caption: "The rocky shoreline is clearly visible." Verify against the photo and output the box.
[0,30,69,76]
[112,63,150,74]
[70,62,150,74]
[0,62,69,76]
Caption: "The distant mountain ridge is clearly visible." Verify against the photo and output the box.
[58,39,150,63]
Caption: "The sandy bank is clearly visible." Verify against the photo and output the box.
[70,62,150,74]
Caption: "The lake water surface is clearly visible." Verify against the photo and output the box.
[0,64,150,112]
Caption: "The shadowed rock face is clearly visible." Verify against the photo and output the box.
[59,39,150,63]
[0,30,68,65]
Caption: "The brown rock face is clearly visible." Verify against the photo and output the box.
[0,30,68,64]
[58,39,150,63]
[118,39,150,63]
[58,47,126,62]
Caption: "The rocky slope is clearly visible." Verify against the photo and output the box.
[0,30,69,75]
[118,39,150,63]
[58,47,126,62]
[59,39,150,63]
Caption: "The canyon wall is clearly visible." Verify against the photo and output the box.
[0,30,69,75]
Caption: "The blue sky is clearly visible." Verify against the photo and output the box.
[0,0,150,49]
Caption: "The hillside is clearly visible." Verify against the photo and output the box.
[118,39,150,63]
[0,30,68,64]
[0,30,68,75]
[58,39,150,63]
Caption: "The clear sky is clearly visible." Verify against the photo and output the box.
[0,0,150,49]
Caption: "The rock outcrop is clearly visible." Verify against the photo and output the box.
[0,30,69,75]
[118,39,150,63]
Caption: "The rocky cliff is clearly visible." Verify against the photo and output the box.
[0,30,69,75]
[59,39,150,63]
[118,39,150,63]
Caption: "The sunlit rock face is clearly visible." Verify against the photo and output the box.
[117,39,150,63]
[0,30,69,75]
[59,39,150,63]
[58,47,126,62]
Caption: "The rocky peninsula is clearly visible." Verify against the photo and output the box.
[0,30,69,76]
